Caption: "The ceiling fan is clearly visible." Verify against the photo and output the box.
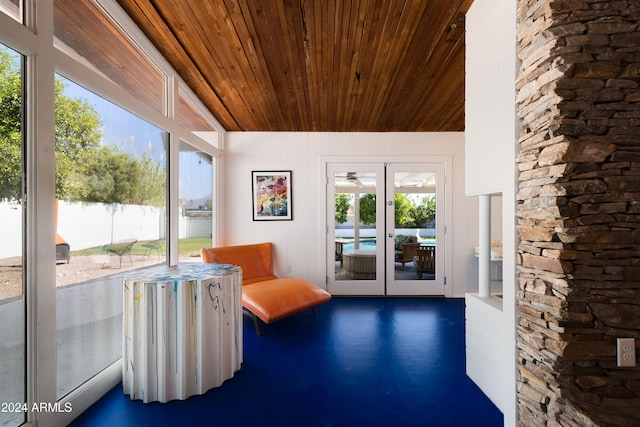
[344,172,363,187]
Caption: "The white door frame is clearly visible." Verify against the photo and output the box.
[321,156,453,297]
[385,162,447,295]
[326,162,386,295]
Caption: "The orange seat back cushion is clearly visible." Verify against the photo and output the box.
[201,242,278,285]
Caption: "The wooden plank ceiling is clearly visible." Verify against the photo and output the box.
[116,0,473,132]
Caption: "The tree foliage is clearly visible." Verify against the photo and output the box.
[351,192,436,227]
[334,193,351,224]
[0,49,23,200]
[65,145,166,206]
[54,79,104,199]
[134,153,167,206]
[410,195,436,227]
[0,48,166,205]
[359,193,377,225]
[394,194,413,226]
[66,145,138,204]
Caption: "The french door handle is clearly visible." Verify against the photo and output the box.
[388,233,394,238]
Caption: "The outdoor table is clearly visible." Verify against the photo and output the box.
[122,262,242,403]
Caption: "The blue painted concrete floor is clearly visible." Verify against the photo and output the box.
[70,297,503,427]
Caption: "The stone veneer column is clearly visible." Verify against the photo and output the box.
[516,0,640,425]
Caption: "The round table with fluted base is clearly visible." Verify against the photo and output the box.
[122,263,242,403]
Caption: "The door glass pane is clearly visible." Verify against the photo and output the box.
[178,141,214,262]
[334,171,377,281]
[0,43,25,427]
[54,76,167,398]
[393,171,436,281]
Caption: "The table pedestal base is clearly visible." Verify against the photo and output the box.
[123,263,242,403]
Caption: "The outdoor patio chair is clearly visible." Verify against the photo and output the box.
[335,241,344,267]
[414,245,435,278]
[394,235,418,269]
[141,239,164,259]
[101,239,137,268]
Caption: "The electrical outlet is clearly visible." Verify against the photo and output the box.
[617,338,636,367]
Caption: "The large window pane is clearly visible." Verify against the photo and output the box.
[0,43,25,426]
[54,76,167,398]
[179,141,213,262]
[53,0,165,115]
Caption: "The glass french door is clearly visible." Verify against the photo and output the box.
[327,163,386,295]
[327,162,446,296]
[385,163,446,295]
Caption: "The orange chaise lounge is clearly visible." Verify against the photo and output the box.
[201,242,331,335]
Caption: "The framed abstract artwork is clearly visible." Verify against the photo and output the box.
[251,170,292,221]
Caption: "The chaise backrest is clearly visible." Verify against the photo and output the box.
[201,243,278,285]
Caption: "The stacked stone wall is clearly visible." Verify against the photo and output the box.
[516,0,640,425]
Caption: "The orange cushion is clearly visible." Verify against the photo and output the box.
[201,243,275,284]
[201,243,332,325]
[242,278,331,324]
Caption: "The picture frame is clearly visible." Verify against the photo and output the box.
[252,170,293,221]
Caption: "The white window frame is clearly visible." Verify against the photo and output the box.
[1,1,226,424]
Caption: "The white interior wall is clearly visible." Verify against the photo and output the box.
[465,0,517,196]
[465,0,519,425]
[223,131,476,297]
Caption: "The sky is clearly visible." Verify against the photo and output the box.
[59,76,166,163]
[59,76,212,200]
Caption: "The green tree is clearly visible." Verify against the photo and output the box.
[66,145,140,204]
[357,193,436,228]
[67,146,166,206]
[135,153,166,206]
[54,79,103,199]
[0,49,104,201]
[394,194,413,227]
[359,193,376,225]
[410,195,436,227]
[1,49,166,205]
[0,49,23,200]
[335,193,351,224]
[65,145,167,206]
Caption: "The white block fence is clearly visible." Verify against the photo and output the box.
[0,201,212,259]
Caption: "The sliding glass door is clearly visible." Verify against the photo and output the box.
[54,76,167,398]
[0,43,25,427]
[178,141,214,261]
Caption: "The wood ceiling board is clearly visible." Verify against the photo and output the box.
[119,0,241,129]
[116,0,473,132]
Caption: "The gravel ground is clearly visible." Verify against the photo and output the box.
[0,254,170,301]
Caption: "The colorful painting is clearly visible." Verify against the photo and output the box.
[252,171,292,221]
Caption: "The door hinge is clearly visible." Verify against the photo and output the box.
[444,276,447,285]
[326,276,329,285]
